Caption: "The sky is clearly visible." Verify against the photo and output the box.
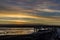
[0,0,60,11]
[0,0,60,25]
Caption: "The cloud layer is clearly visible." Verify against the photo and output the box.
[0,0,60,25]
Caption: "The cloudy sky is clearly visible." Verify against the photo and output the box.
[0,0,60,12]
[0,0,60,25]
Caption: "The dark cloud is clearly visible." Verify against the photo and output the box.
[0,0,60,11]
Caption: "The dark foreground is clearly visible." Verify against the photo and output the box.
[0,29,60,40]
[0,24,60,40]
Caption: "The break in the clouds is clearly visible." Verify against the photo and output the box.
[0,0,60,16]
[0,0,60,25]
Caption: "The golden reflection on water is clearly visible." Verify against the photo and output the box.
[0,28,34,35]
